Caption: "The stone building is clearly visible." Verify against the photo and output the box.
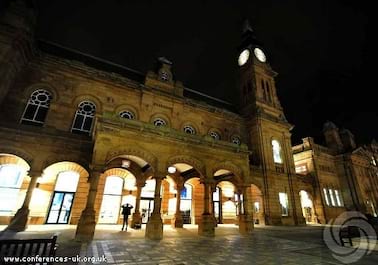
[0,1,376,241]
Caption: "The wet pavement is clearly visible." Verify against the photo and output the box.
[1,225,377,264]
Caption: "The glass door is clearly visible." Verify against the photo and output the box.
[46,192,74,224]
[98,195,121,224]
[140,198,154,224]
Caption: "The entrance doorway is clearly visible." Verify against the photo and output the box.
[99,176,123,224]
[140,198,154,223]
[46,192,74,224]
[46,171,79,224]
[180,183,192,224]
[299,190,315,223]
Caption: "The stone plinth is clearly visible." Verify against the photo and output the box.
[75,208,97,241]
[6,207,29,232]
[171,213,184,228]
[145,213,163,240]
[131,212,142,228]
[238,214,254,235]
[198,214,215,236]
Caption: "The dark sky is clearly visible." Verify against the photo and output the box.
[31,0,376,145]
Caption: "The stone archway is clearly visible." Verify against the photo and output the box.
[251,184,265,225]
[299,190,316,224]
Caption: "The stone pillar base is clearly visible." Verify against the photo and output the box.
[131,212,142,229]
[171,214,183,228]
[6,207,29,232]
[198,214,215,237]
[75,208,97,242]
[238,214,254,235]
[145,213,163,240]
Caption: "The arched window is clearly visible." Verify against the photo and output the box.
[261,80,267,101]
[231,136,241,145]
[153,118,167,127]
[272,139,283,164]
[209,131,220,140]
[266,81,272,102]
[183,125,196,134]
[21,89,52,126]
[119,110,135,120]
[0,164,24,215]
[71,101,96,135]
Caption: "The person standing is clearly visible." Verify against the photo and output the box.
[121,203,133,231]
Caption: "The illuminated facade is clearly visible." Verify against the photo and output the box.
[0,2,377,240]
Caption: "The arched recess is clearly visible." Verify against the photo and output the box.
[23,83,60,104]
[165,158,205,226]
[299,189,316,224]
[114,104,139,120]
[97,168,137,224]
[0,148,34,167]
[72,94,103,114]
[105,147,157,175]
[165,155,205,179]
[34,161,89,225]
[251,184,265,225]
[0,153,31,222]
[211,161,245,186]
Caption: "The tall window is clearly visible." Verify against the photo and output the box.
[272,140,283,164]
[71,101,96,135]
[334,190,343,207]
[279,192,289,216]
[266,81,272,102]
[261,80,266,101]
[0,165,24,215]
[21,89,52,126]
[323,188,330,206]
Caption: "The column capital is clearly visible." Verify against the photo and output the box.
[200,178,215,185]
[136,179,146,188]
[27,170,43,178]
[89,164,105,173]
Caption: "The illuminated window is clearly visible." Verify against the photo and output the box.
[71,101,96,135]
[279,192,289,216]
[21,89,52,126]
[231,136,241,145]
[334,190,343,207]
[209,131,220,140]
[272,140,283,164]
[323,188,330,206]
[295,164,307,174]
[371,156,377,166]
[254,202,260,213]
[328,189,336,206]
[153,118,167,127]
[55,171,80,192]
[0,165,24,215]
[183,125,196,135]
[119,110,135,120]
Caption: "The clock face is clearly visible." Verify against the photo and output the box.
[254,47,266,62]
[238,49,250,66]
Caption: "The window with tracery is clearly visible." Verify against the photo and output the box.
[21,89,52,126]
[71,101,96,135]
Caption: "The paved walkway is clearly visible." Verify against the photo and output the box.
[1,225,377,265]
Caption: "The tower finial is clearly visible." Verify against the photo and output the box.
[242,19,254,34]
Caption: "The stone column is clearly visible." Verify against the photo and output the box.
[6,170,41,232]
[198,180,215,236]
[75,167,102,241]
[145,175,164,240]
[172,182,184,228]
[131,180,145,228]
[238,185,254,235]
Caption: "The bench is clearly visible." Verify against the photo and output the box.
[339,226,360,246]
[0,235,57,265]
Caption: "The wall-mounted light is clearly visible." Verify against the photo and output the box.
[122,160,131,168]
[168,166,176,174]
[129,190,133,195]
[36,182,40,189]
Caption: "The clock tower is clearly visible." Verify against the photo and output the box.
[238,21,305,225]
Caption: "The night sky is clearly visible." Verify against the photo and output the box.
[28,1,377,145]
